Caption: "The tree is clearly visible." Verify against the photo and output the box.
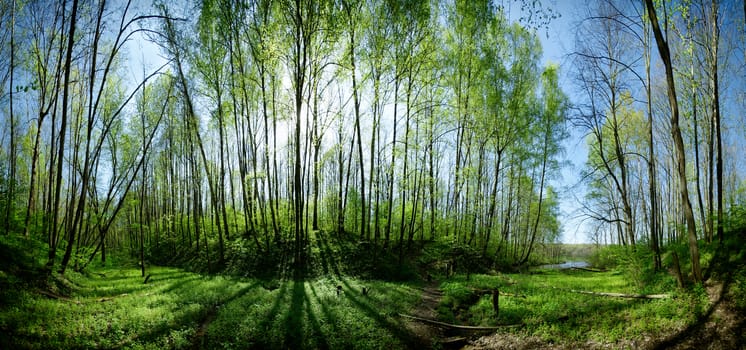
[161,6,226,264]
[46,0,79,273]
[340,1,372,239]
[4,0,17,235]
[573,1,643,248]
[519,64,567,265]
[645,0,702,283]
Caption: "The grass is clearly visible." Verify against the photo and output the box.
[2,229,744,349]
[437,269,700,345]
[0,265,422,349]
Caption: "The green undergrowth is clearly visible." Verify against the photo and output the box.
[437,229,746,346]
[438,269,700,345]
[0,265,422,349]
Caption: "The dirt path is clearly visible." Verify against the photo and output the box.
[402,281,448,348]
[652,280,745,350]
[190,306,218,350]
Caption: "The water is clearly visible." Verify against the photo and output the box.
[536,261,590,270]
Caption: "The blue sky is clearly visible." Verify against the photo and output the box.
[532,0,591,244]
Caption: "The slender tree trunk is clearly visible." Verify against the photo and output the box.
[343,2,367,240]
[337,117,345,235]
[645,21,661,270]
[399,74,413,261]
[47,0,79,272]
[385,80,399,250]
[140,172,147,277]
[216,93,231,242]
[710,0,723,243]
[645,0,702,283]
[5,0,16,235]
[693,94,709,241]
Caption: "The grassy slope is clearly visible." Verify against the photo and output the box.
[438,234,746,347]
[1,265,708,349]
[0,265,421,349]
[439,269,697,344]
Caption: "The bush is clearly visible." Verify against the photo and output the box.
[587,244,624,270]
[589,244,674,292]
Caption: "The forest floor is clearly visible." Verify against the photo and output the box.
[460,237,746,350]
[2,234,745,349]
[2,263,744,349]
[465,278,745,350]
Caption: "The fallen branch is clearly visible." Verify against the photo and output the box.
[472,289,527,298]
[548,286,670,299]
[36,290,81,304]
[99,293,130,302]
[441,336,467,345]
[37,289,69,300]
[570,267,605,272]
[398,313,521,330]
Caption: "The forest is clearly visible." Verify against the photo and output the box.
[0,0,745,349]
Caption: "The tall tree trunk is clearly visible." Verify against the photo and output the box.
[688,9,710,243]
[337,116,345,235]
[385,79,399,250]
[645,20,661,270]
[645,0,702,283]
[693,94,709,241]
[343,0,367,240]
[399,73,413,261]
[5,0,16,235]
[47,0,79,272]
[709,0,723,243]
[216,93,231,242]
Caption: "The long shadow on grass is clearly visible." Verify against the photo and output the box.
[284,281,305,349]
[315,230,341,277]
[82,273,200,298]
[255,281,289,347]
[308,283,341,345]
[339,279,423,348]
[121,281,260,349]
[193,281,261,349]
[280,280,329,349]
[303,285,330,350]
[157,274,205,295]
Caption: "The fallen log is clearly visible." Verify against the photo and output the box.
[36,290,81,304]
[398,313,521,330]
[472,289,527,298]
[37,289,70,300]
[570,267,605,272]
[548,286,670,299]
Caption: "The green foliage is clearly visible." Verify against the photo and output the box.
[0,234,50,305]
[588,244,676,292]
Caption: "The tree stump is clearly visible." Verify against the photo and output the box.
[492,289,499,317]
[672,251,685,288]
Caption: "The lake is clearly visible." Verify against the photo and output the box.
[536,261,590,270]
